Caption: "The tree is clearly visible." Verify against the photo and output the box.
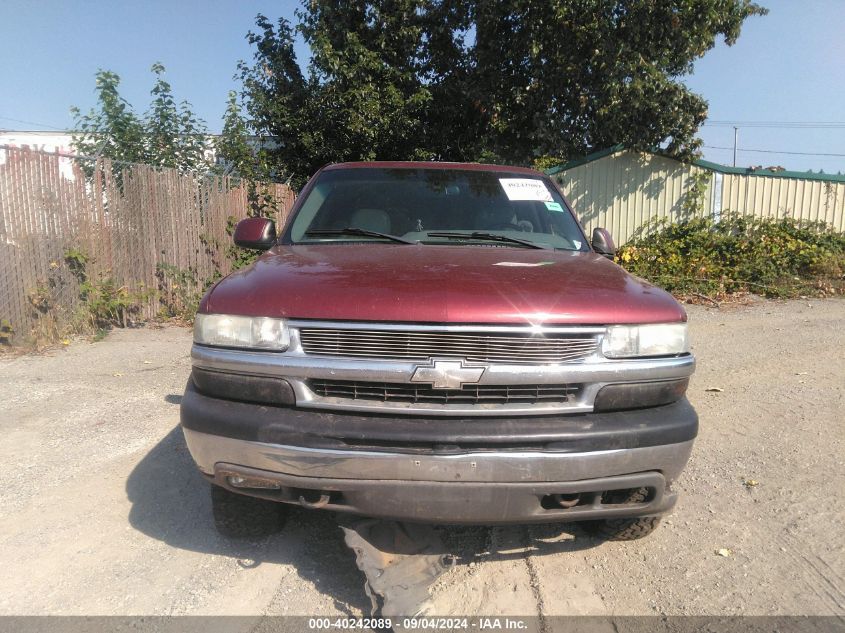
[230,16,313,190]
[230,8,434,189]
[217,91,256,180]
[71,64,211,173]
[233,0,766,186]
[297,2,433,162]
[70,70,147,166]
[145,63,209,171]
[232,7,438,189]
[462,0,768,165]
[216,90,280,215]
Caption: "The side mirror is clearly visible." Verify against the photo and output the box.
[591,227,616,259]
[234,217,276,250]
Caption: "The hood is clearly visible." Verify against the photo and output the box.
[203,244,686,325]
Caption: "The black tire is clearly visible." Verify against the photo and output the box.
[210,484,287,538]
[582,487,661,541]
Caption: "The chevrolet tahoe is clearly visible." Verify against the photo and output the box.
[180,161,697,540]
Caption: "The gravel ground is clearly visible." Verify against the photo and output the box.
[0,298,843,617]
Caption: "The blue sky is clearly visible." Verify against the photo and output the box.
[1,0,843,172]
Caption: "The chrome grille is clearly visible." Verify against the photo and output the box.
[308,380,580,405]
[298,328,597,364]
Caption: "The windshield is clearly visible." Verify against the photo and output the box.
[286,167,588,251]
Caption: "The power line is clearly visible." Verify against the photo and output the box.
[0,120,222,138]
[0,115,67,130]
[704,144,845,158]
[703,120,845,129]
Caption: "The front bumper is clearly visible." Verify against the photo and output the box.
[180,382,697,524]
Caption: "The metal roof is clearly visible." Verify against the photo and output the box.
[545,145,845,183]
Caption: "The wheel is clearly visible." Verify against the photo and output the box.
[582,487,661,541]
[210,484,287,538]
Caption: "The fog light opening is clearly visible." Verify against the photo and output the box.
[600,486,655,505]
[226,474,282,490]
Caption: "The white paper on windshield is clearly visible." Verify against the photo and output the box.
[499,178,553,202]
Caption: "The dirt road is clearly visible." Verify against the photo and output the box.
[1,299,843,617]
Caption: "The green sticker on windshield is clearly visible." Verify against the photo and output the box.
[545,201,563,212]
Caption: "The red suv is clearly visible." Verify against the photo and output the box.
[181,162,696,540]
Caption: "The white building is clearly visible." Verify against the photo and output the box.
[0,130,76,154]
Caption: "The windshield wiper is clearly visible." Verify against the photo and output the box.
[425,231,550,250]
[304,227,417,245]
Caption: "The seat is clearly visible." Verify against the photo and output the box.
[349,208,392,233]
[480,203,518,230]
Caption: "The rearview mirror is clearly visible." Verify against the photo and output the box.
[234,217,276,250]
[592,227,616,259]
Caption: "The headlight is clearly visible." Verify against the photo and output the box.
[194,314,290,351]
[602,323,688,358]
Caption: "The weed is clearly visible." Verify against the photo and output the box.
[64,248,90,281]
[617,214,845,299]
[78,276,147,329]
[0,319,14,346]
[62,248,150,329]
[155,263,210,323]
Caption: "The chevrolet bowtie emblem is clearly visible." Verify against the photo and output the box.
[410,359,486,390]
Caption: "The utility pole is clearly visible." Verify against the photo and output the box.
[733,126,738,167]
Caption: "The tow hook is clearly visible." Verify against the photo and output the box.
[299,492,331,509]
[553,492,581,508]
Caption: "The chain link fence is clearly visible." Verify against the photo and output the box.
[0,145,295,345]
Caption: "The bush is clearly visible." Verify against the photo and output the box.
[0,319,14,346]
[617,214,845,299]
[79,276,145,329]
[155,263,212,323]
[65,249,150,329]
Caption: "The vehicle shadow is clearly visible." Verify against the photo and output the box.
[439,521,601,567]
[126,425,371,615]
[127,425,606,614]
